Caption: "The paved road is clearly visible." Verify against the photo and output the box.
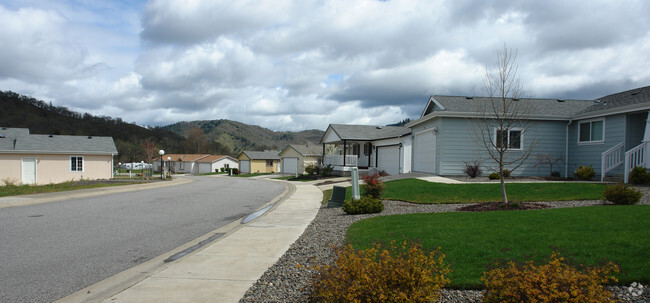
[0,176,284,303]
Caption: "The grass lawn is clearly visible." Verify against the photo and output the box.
[346,205,650,288]
[322,179,606,204]
[0,180,144,197]
[231,172,273,178]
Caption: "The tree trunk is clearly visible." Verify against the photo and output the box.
[500,176,508,204]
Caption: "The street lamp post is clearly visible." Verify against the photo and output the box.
[159,150,165,179]
[167,156,171,175]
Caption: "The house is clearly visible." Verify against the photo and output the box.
[237,150,280,174]
[320,124,412,175]
[153,154,210,174]
[406,85,650,180]
[278,144,323,174]
[322,85,650,182]
[196,155,238,174]
[0,127,118,185]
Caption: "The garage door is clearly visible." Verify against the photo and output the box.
[414,130,436,173]
[239,160,250,173]
[282,157,298,174]
[198,163,212,174]
[377,145,400,175]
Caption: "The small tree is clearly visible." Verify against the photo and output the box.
[471,46,536,204]
[142,138,157,165]
[534,153,563,176]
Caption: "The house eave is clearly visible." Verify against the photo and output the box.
[573,103,650,120]
[406,111,573,127]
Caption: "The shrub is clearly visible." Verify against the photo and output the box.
[550,171,561,178]
[361,173,385,199]
[321,164,333,177]
[310,241,450,303]
[343,196,384,214]
[628,166,650,184]
[232,168,239,175]
[463,160,482,178]
[502,169,511,178]
[304,163,319,175]
[482,251,619,303]
[574,165,595,180]
[488,172,500,180]
[603,182,642,205]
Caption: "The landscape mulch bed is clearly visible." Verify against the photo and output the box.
[458,202,551,212]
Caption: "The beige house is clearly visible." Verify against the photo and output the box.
[237,150,280,174]
[279,144,323,174]
[0,127,118,185]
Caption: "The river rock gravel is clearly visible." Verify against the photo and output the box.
[240,185,650,303]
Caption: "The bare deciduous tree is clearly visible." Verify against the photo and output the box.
[472,46,537,204]
[185,127,208,153]
[534,153,563,176]
[142,138,157,164]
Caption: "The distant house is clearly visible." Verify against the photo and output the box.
[320,124,412,175]
[237,150,280,174]
[196,155,238,174]
[278,144,323,174]
[152,154,207,174]
[0,127,118,185]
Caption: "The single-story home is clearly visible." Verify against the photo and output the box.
[153,154,210,174]
[0,127,118,185]
[279,144,323,174]
[237,150,280,174]
[196,155,238,174]
[322,85,650,182]
[320,124,412,175]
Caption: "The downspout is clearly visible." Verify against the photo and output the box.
[565,119,572,178]
[343,139,347,166]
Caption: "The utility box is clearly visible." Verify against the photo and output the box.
[327,186,346,208]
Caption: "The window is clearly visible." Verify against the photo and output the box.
[363,142,372,155]
[70,156,83,172]
[179,162,184,170]
[224,164,230,169]
[495,128,522,150]
[266,160,274,167]
[352,143,360,156]
[578,119,604,143]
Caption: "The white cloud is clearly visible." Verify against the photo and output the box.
[1,0,650,132]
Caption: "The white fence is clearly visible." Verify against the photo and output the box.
[323,155,358,167]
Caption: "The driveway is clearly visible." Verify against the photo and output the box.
[0,176,284,303]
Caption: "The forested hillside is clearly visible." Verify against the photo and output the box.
[0,91,325,163]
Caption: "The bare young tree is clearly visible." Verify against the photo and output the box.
[534,153,563,176]
[142,138,157,164]
[472,46,536,204]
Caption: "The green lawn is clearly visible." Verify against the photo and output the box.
[345,205,650,288]
[322,179,606,204]
[0,180,144,197]
[230,172,273,178]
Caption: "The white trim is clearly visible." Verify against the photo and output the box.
[493,127,523,151]
[577,118,605,144]
[70,156,84,172]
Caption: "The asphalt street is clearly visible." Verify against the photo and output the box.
[0,176,284,303]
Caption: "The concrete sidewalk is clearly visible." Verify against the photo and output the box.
[56,180,323,303]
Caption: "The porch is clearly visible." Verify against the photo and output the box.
[600,111,650,182]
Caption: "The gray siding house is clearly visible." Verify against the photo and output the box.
[406,85,650,181]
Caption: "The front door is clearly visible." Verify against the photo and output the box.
[21,157,36,185]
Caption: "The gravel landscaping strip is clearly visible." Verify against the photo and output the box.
[241,186,650,303]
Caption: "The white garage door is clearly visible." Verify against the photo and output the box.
[377,145,400,175]
[282,157,298,174]
[198,163,212,174]
[414,130,436,173]
[239,160,250,173]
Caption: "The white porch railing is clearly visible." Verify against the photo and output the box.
[324,155,358,167]
[624,143,645,183]
[601,142,624,182]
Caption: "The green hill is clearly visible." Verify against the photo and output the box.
[163,120,324,155]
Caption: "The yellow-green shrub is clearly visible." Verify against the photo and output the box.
[310,241,450,303]
[481,252,619,303]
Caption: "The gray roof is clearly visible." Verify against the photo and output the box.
[325,124,411,141]
[427,96,594,119]
[0,128,118,155]
[287,144,322,157]
[580,85,650,114]
[242,150,281,160]
[0,127,30,138]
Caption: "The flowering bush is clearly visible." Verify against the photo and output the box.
[310,241,450,303]
[361,173,385,199]
[482,251,619,303]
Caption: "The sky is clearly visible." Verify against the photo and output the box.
[1,0,649,132]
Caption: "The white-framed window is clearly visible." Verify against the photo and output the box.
[179,162,184,170]
[266,160,274,167]
[578,119,604,143]
[70,156,84,172]
[494,128,523,150]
